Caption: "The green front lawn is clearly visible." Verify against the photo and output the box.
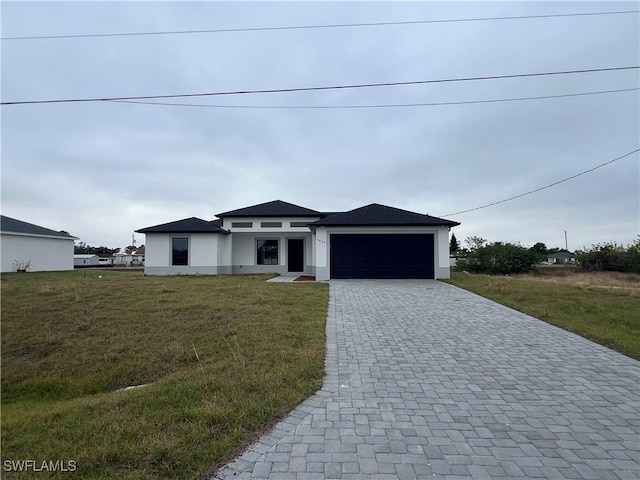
[1,271,328,479]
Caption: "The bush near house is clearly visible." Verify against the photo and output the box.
[456,241,539,275]
[576,239,640,273]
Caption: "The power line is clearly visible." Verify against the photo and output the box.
[441,148,640,217]
[2,66,638,106]
[111,87,640,109]
[2,10,637,41]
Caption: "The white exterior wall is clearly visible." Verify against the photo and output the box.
[223,217,317,275]
[143,233,230,275]
[1,233,74,272]
[436,227,451,278]
[144,234,170,267]
[217,234,232,273]
[314,226,453,281]
[230,231,313,275]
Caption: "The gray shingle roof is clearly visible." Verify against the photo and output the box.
[548,250,576,259]
[0,215,77,239]
[136,217,229,234]
[217,200,322,218]
[309,204,460,227]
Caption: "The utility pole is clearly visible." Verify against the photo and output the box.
[564,230,568,251]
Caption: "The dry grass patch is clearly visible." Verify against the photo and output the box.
[1,271,328,479]
[447,270,640,359]
[516,267,640,294]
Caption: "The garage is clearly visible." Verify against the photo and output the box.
[330,234,434,279]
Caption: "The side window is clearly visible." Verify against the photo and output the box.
[172,237,189,266]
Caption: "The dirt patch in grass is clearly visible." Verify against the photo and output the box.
[1,271,328,479]
[447,270,640,359]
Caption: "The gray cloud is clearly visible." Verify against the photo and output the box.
[2,1,638,250]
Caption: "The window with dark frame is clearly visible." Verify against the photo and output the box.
[257,239,278,265]
[172,237,189,266]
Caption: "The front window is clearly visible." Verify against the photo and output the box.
[172,237,189,266]
[257,239,278,265]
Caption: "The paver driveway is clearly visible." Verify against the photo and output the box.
[213,280,639,480]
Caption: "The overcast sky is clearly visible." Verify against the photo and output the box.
[2,1,639,251]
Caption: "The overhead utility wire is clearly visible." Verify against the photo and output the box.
[112,87,639,109]
[2,10,637,41]
[2,66,637,106]
[441,148,640,217]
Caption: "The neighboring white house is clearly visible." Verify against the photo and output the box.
[97,253,115,266]
[113,246,145,267]
[136,200,460,281]
[1,215,77,272]
[546,250,577,264]
[74,254,101,267]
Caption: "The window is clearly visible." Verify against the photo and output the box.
[290,222,309,228]
[172,237,189,266]
[257,239,278,265]
[232,222,252,228]
[261,221,282,228]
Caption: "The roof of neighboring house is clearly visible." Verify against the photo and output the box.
[0,215,77,239]
[548,250,576,259]
[217,200,323,218]
[74,254,99,259]
[136,217,229,234]
[95,253,114,258]
[309,203,460,227]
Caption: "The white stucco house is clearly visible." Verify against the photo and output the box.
[1,215,77,272]
[136,200,460,281]
[74,254,101,267]
[546,250,577,264]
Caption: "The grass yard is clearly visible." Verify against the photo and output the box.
[1,271,328,479]
[447,268,640,359]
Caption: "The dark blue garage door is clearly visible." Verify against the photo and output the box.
[330,234,434,279]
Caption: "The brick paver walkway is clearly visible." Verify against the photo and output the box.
[213,280,640,479]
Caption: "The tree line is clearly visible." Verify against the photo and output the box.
[74,242,120,255]
[449,233,640,275]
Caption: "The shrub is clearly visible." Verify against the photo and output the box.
[576,239,640,273]
[456,242,539,275]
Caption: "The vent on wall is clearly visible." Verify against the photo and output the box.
[231,222,253,228]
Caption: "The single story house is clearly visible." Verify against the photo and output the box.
[113,251,145,267]
[546,250,576,264]
[1,215,77,272]
[74,254,101,267]
[96,253,115,266]
[136,200,459,281]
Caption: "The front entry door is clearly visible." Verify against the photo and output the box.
[287,239,304,273]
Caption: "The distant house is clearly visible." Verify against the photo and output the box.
[1,215,77,272]
[113,246,145,267]
[546,250,576,264]
[96,253,115,266]
[74,254,100,267]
